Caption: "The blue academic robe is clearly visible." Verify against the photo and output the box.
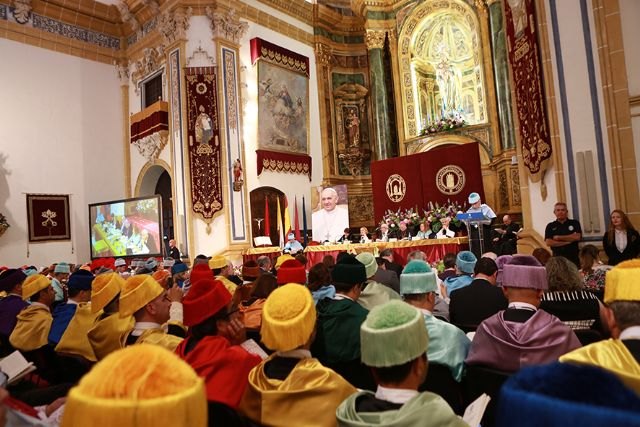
[48,303,78,345]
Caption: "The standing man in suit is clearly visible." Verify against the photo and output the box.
[168,239,181,261]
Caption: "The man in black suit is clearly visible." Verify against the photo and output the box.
[168,239,181,260]
[449,257,507,331]
[379,249,403,278]
[371,257,400,294]
[492,214,521,255]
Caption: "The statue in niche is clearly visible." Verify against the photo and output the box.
[346,108,361,147]
[194,105,214,155]
[434,46,463,118]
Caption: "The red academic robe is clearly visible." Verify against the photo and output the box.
[176,335,261,409]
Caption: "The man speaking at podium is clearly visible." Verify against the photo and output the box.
[465,192,496,257]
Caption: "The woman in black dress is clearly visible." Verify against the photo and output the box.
[602,210,640,266]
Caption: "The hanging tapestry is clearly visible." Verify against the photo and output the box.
[250,38,312,179]
[185,66,223,222]
[26,194,71,242]
[504,0,552,182]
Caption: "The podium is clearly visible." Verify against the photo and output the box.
[456,212,493,258]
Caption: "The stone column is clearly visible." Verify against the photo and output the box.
[488,0,516,149]
[366,29,394,160]
[116,61,132,197]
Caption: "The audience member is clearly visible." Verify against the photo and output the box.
[466,261,581,372]
[531,247,552,266]
[495,254,512,286]
[49,270,94,346]
[276,259,306,286]
[210,255,241,291]
[61,344,207,427]
[176,277,261,411]
[322,254,336,271]
[560,259,640,393]
[579,244,609,298]
[449,257,507,331]
[313,254,374,390]
[379,249,402,277]
[50,262,70,304]
[336,300,467,426]
[441,251,476,298]
[602,209,640,266]
[308,262,336,304]
[171,262,190,290]
[356,252,401,311]
[240,284,356,426]
[0,269,28,353]
[10,275,55,352]
[239,273,277,330]
[120,275,185,350]
[438,253,457,281]
[400,260,470,382]
[372,256,400,293]
[541,256,603,331]
[257,255,273,275]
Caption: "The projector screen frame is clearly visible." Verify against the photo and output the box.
[88,194,164,260]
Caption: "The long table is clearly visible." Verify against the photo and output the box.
[303,238,469,269]
[242,246,282,263]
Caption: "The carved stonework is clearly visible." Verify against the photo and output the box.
[12,0,31,24]
[133,132,168,162]
[315,43,333,67]
[186,44,216,67]
[115,60,130,85]
[157,7,192,47]
[510,168,521,205]
[116,0,140,33]
[206,7,248,44]
[499,169,509,211]
[348,195,374,224]
[131,46,164,89]
[140,0,160,16]
[334,83,371,176]
[365,30,386,50]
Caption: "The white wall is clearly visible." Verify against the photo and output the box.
[0,38,124,267]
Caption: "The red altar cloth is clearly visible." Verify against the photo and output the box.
[302,238,469,270]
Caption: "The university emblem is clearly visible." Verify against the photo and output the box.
[436,165,465,195]
[386,174,406,202]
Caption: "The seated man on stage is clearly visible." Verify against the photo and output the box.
[337,228,352,244]
[283,233,304,255]
[377,223,390,242]
[493,214,521,255]
[435,216,456,239]
[395,222,411,240]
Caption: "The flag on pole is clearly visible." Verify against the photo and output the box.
[302,195,308,246]
[264,196,270,237]
[276,196,284,248]
[294,196,301,241]
[283,196,292,238]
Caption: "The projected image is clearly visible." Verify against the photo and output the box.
[311,184,350,243]
[89,196,162,258]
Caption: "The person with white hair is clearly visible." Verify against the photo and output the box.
[312,187,349,243]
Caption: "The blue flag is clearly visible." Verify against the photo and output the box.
[302,195,308,247]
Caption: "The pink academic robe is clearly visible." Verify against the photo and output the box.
[466,309,581,372]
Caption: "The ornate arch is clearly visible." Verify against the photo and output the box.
[398,0,484,138]
[134,159,172,197]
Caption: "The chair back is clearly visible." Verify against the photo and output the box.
[574,329,603,346]
[463,364,512,427]
[420,363,464,415]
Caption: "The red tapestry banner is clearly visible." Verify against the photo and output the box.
[250,38,309,77]
[256,149,312,181]
[504,0,552,181]
[371,143,484,222]
[26,194,71,242]
[185,67,223,221]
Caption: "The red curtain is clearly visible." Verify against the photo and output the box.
[371,143,484,222]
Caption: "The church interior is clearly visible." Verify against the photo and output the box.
[1,0,640,425]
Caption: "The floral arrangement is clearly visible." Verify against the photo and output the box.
[424,200,465,233]
[0,212,9,237]
[379,200,465,234]
[420,113,466,136]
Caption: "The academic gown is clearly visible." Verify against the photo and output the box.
[357,281,401,311]
[0,295,28,337]
[239,356,356,427]
[466,309,581,372]
[443,274,473,296]
[336,391,468,427]
[88,313,134,360]
[423,313,470,382]
[48,303,78,345]
[176,335,261,408]
[9,304,53,352]
[55,303,102,361]
[560,339,640,394]
[122,325,185,351]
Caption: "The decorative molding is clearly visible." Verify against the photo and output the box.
[474,0,488,14]
[157,7,192,48]
[116,0,140,33]
[12,0,31,24]
[206,7,248,45]
[140,0,160,16]
[365,29,386,50]
[132,132,168,162]
[315,42,333,67]
[31,14,121,50]
[186,44,216,67]
[115,60,130,85]
[131,46,165,89]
